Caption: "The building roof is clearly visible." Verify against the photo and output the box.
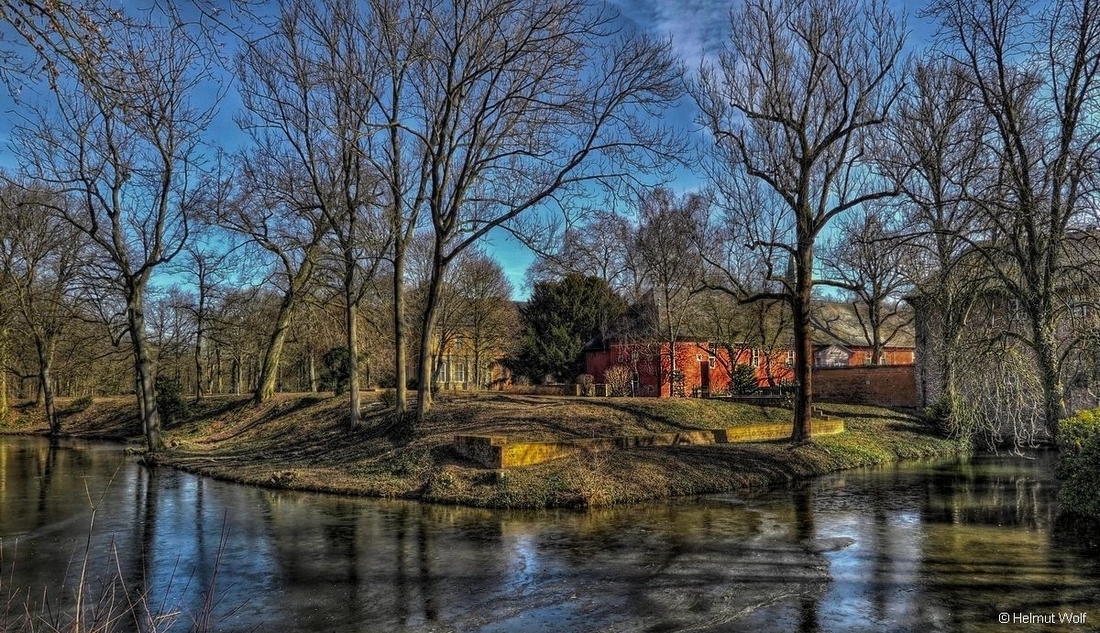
[583,293,915,351]
[810,301,915,349]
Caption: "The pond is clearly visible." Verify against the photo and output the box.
[1,436,1098,632]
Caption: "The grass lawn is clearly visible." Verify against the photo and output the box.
[2,392,965,508]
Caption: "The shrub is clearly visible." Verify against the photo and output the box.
[921,394,955,438]
[575,373,594,396]
[155,376,190,427]
[66,396,95,414]
[605,364,632,396]
[375,369,397,389]
[322,347,351,395]
[730,364,758,395]
[379,389,397,409]
[1056,409,1100,518]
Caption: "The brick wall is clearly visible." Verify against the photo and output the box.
[812,364,918,408]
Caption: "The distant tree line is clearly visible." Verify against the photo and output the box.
[3,0,1100,452]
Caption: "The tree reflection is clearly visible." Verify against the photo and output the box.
[793,485,820,633]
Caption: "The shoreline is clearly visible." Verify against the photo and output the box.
[1,394,967,508]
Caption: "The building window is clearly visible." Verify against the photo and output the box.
[454,361,466,383]
[751,349,760,368]
[785,350,794,366]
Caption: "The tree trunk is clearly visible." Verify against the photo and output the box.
[346,278,361,429]
[36,338,59,435]
[415,253,447,421]
[869,302,883,365]
[128,296,163,452]
[232,357,241,395]
[253,256,315,404]
[0,327,8,422]
[473,347,482,393]
[1033,312,1065,439]
[253,290,297,404]
[214,345,223,394]
[308,351,318,393]
[393,248,409,416]
[791,236,815,443]
[416,320,435,419]
[193,318,204,402]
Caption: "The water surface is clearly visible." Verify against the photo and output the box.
[1,437,1097,632]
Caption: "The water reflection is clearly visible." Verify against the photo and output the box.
[2,437,1098,632]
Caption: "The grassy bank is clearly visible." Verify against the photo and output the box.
[2,392,965,508]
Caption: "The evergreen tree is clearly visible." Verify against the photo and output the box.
[511,274,627,384]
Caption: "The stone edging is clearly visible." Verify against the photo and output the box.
[454,418,845,469]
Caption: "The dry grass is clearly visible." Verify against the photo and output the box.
[2,392,965,509]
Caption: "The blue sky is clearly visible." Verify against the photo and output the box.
[488,0,730,298]
[0,0,935,300]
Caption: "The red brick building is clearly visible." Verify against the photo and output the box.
[810,301,915,367]
[584,338,795,397]
[583,299,914,398]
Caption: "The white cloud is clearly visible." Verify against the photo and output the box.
[609,0,733,66]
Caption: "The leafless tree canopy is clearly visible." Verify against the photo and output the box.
[7,0,1100,452]
[920,0,1100,437]
[694,0,906,441]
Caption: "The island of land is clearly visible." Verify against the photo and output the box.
[1,393,966,508]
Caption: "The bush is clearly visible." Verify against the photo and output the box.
[575,373,594,396]
[379,389,397,409]
[66,396,95,414]
[605,365,632,396]
[1056,409,1100,518]
[375,370,397,389]
[921,395,956,438]
[322,347,351,395]
[155,376,190,427]
[730,364,758,395]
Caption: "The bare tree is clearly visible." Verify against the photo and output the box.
[694,0,906,441]
[215,157,329,405]
[236,0,390,426]
[11,12,217,452]
[399,0,684,419]
[0,1,118,85]
[174,240,244,402]
[456,252,518,391]
[819,207,913,364]
[697,291,793,389]
[525,208,638,297]
[420,248,517,392]
[881,57,989,408]
[925,0,1100,437]
[633,187,708,396]
[0,184,87,434]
